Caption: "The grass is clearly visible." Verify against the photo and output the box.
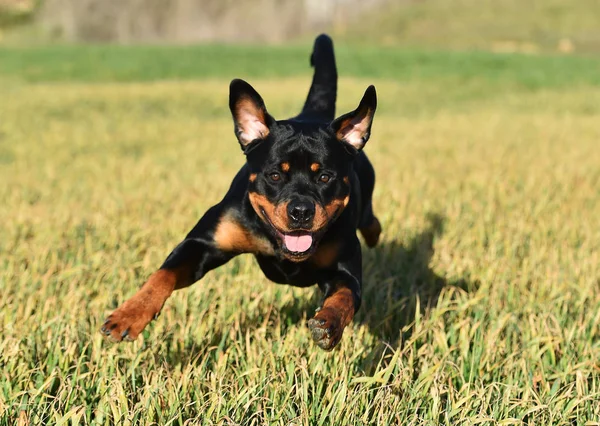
[333,0,600,53]
[0,45,599,424]
[2,44,600,90]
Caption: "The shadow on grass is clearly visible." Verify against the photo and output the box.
[359,213,475,336]
[159,213,476,368]
[277,213,476,349]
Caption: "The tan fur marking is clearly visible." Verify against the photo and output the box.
[311,241,340,268]
[343,176,349,185]
[214,215,273,254]
[101,267,189,341]
[360,217,382,248]
[281,162,290,172]
[249,173,257,182]
[314,195,350,228]
[308,283,354,351]
[250,192,316,261]
[250,190,349,235]
[311,163,320,172]
[308,285,356,349]
[322,287,355,327]
[248,192,290,231]
[248,191,352,262]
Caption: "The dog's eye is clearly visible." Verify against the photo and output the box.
[270,173,281,182]
[319,174,331,183]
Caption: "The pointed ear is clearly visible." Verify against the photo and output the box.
[229,79,274,150]
[331,85,377,152]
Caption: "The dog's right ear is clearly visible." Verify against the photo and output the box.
[229,79,273,151]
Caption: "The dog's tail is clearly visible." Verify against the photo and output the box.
[299,34,337,121]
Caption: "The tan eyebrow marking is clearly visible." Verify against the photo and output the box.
[249,173,257,182]
[281,162,290,172]
[311,163,320,172]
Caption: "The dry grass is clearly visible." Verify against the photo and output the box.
[336,0,600,53]
[1,53,599,424]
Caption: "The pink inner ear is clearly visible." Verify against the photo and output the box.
[236,99,269,146]
[338,109,372,149]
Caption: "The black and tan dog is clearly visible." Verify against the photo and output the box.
[101,34,381,351]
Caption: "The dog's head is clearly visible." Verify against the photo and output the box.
[229,79,377,261]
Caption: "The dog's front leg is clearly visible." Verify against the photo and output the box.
[308,239,362,351]
[101,204,235,342]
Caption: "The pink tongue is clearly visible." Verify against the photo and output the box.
[284,234,313,253]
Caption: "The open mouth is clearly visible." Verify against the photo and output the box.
[282,231,313,254]
[260,208,316,256]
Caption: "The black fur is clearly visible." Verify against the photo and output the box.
[104,34,380,351]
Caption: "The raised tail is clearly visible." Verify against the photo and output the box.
[299,34,338,122]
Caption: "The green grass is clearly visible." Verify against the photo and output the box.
[2,44,600,89]
[1,45,599,424]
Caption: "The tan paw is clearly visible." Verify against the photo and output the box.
[100,300,159,342]
[307,307,345,351]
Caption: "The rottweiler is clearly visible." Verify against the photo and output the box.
[101,34,380,351]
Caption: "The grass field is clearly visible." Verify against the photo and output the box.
[1,45,600,424]
[334,0,600,53]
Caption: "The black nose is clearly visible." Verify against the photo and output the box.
[287,200,315,225]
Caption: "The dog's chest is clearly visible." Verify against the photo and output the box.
[254,255,320,287]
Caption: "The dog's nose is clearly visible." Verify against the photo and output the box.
[287,200,315,225]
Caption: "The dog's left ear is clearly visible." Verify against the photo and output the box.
[229,79,274,151]
[331,85,377,152]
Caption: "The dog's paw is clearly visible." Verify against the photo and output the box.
[100,301,158,343]
[307,307,344,351]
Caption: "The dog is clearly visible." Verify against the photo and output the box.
[101,34,380,351]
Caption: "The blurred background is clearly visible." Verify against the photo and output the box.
[1,0,600,51]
